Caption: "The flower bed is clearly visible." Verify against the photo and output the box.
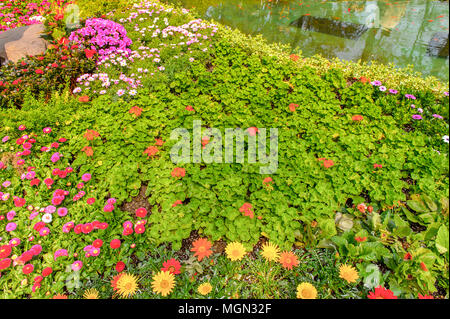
[0,0,71,32]
[0,0,449,299]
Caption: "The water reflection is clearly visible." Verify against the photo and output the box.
[290,15,369,40]
[166,0,449,81]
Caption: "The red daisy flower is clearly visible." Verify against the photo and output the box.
[368,286,398,299]
[161,258,182,275]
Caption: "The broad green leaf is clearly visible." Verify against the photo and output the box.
[436,226,449,254]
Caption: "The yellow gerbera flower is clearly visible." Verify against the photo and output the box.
[116,273,139,298]
[339,264,359,283]
[151,271,176,297]
[83,288,99,299]
[296,282,317,299]
[225,242,246,261]
[261,242,280,262]
[198,282,213,296]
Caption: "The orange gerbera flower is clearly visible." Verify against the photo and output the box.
[367,286,397,299]
[279,251,299,270]
[191,238,213,262]
[52,294,68,299]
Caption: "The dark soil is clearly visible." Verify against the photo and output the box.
[119,184,152,218]
[173,230,200,261]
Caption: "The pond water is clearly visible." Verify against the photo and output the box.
[166,0,449,81]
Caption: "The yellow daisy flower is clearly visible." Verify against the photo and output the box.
[198,282,213,296]
[151,271,176,297]
[339,264,359,283]
[296,282,317,299]
[261,242,280,262]
[225,242,246,261]
[116,273,139,298]
[83,288,99,299]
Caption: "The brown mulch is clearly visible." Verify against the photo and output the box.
[119,184,152,217]
[173,230,200,261]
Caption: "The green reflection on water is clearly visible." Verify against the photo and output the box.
[166,0,449,81]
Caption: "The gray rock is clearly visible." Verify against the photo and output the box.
[0,24,48,66]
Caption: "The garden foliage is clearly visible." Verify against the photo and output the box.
[0,0,448,299]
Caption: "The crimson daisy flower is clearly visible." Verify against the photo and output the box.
[367,286,398,299]
[0,245,12,259]
[161,258,182,275]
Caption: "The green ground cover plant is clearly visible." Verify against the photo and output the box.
[0,0,448,299]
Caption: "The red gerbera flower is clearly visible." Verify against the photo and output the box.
[368,286,398,299]
[84,49,97,59]
[22,264,34,275]
[14,197,26,207]
[0,245,11,259]
[161,258,181,275]
[42,267,53,277]
[136,207,148,218]
[0,258,11,270]
[115,261,125,273]
[110,239,121,249]
[82,223,94,234]
[30,178,41,187]
[20,251,33,263]
[93,239,103,248]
